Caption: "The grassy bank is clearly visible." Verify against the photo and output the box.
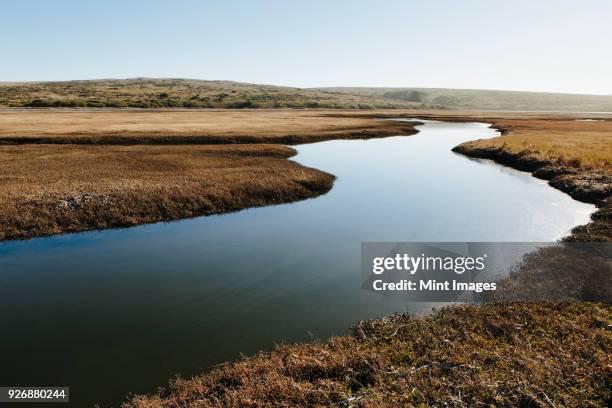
[123,302,611,407]
[0,144,334,240]
[0,109,417,144]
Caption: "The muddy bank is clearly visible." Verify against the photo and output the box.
[452,142,611,241]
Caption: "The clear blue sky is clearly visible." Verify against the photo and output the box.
[2,0,611,94]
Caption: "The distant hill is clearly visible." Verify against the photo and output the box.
[313,87,612,112]
[2,79,610,111]
[0,78,419,109]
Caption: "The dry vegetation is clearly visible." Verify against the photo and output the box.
[0,144,334,240]
[457,118,612,171]
[487,244,612,303]
[3,78,612,111]
[0,79,420,109]
[123,302,611,407]
[0,109,417,144]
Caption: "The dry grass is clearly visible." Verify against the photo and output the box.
[123,302,611,407]
[461,118,612,171]
[0,144,334,240]
[485,245,612,302]
[0,109,417,144]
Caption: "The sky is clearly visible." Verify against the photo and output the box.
[2,0,611,94]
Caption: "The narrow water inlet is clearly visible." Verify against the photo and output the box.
[0,120,596,406]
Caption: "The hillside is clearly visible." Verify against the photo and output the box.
[0,79,420,109]
[2,79,611,111]
[314,87,612,112]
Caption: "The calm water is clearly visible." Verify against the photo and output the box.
[0,120,594,406]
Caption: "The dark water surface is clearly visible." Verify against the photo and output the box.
[0,120,594,406]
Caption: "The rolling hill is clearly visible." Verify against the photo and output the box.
[313,87,612,112]
[1,78,611,111]
[0,78,418,109]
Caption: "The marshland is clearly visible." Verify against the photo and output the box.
[4,1,612,406]
[0,93,610,405]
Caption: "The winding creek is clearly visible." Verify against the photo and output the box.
[0,120,595,405]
